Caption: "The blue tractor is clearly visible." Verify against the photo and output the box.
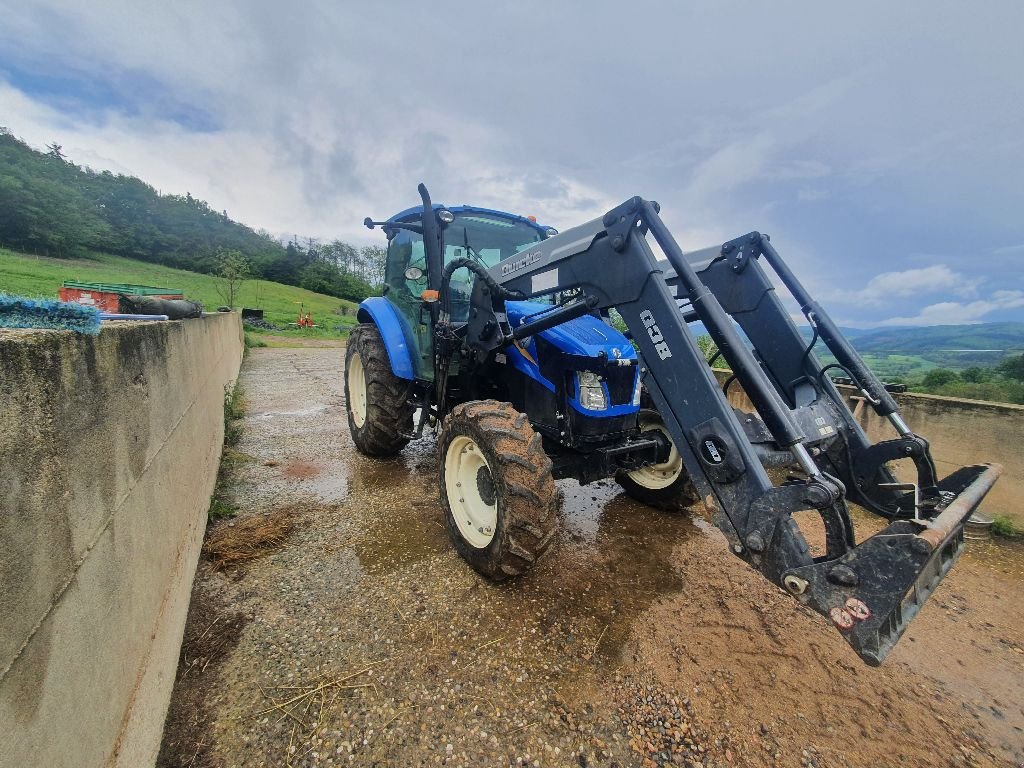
[348,184,1001,665]
[348,185,690,578]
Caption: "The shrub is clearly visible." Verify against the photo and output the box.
[223,384,245,446]
[922,368,959,388]
[991,515,1020,538]
[932,380,1024,405]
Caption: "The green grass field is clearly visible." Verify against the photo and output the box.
[817,350,937,384]
[858,353,937,382]
[0,248,360,338]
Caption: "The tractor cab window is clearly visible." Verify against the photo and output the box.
[443,212,543,321]
[385,223,427,296]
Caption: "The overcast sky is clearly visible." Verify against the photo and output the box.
[2,1,1022,326]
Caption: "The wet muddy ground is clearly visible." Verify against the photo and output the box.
[159,347,1024,768]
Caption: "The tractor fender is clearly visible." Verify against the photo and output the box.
[356,297,416,380]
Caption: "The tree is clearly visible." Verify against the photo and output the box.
[960,366,993,383]
[214,249,251,308]
[697,334,721,364]
[359,245,387,287]
[997,353,1024,382]
[299,261,373,301]
[45,142,66,162]
[921,368,958,389]
[321,239,359,273]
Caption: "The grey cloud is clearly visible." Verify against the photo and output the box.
[0,0,1022,323]
[521,174,570,202]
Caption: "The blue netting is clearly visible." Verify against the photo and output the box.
[0,295,101,334]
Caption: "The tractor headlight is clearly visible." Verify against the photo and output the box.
[577,371,607,410]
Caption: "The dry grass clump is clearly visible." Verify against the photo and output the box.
[205,509,294,570]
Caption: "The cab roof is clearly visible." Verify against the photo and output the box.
[386,203,551,236]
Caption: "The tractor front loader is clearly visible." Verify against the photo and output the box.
[347,185,1001,666]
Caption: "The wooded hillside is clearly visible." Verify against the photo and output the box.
[0,128,381,301]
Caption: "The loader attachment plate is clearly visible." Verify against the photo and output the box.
[784,463,1002,665]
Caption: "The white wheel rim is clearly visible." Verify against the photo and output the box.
[347,353,367,428]
[445,435,497,548]
[627,410,683,490]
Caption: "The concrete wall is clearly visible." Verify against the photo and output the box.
[0,314,243,768]
[712,369,1024,520]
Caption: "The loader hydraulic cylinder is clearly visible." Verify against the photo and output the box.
[642,203,808,451]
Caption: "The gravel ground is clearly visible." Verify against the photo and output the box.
[159,347,1024,768]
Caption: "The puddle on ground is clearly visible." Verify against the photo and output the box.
[351,497,449,576]
[342,439,446,575]
[281,459,321,479]
[300,474,350,503]
[341,434,709,660]
[528,480,706,659]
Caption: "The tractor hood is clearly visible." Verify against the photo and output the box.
[505,301,636,360]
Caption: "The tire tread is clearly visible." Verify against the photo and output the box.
[439,399,558,581]
[345,324,414,457]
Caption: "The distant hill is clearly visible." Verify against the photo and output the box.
[832,326,873,339]
[799,322,1024,370]
[849,323,1024,355]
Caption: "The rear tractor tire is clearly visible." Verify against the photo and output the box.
[617,408,699,510]
[345,323,414,457]
[439,400,558,580]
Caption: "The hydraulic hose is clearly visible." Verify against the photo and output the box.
[435,258,520,420]
[438,257,519,322]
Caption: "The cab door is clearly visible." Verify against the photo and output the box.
[384,223,435,380]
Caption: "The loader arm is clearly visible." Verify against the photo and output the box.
[463,196,1001,665]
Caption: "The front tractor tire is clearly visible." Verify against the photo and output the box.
[617,408,699,510]
[439,400,558,581]
[345,323,414,457]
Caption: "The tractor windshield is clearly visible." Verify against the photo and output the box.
[442,212,542,269]
[443,213,544,320]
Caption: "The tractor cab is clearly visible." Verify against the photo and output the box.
[366,195,555,380]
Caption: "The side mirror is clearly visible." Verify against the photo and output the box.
[364,217,424,235]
